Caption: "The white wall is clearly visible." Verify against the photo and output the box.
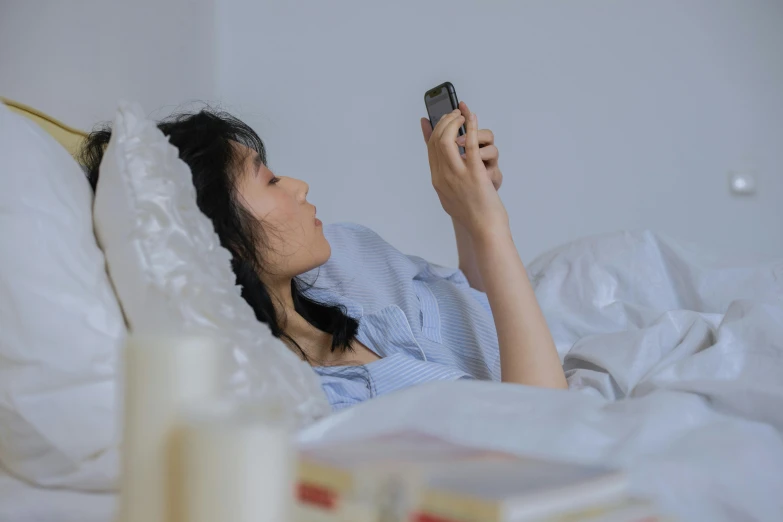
[0,0,217,130]
[2,1,781,266]
[216,0,783,266]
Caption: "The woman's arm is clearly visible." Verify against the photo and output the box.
[425,105,567,390]
[452,218,484,291]
[472,228,567,388]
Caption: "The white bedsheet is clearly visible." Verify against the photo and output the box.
[0,469,114,522]
[300,230,783,522]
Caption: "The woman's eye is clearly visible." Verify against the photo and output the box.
[269,176,281,185]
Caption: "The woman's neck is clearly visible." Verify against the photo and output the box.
[266,277,342,364]
[267,277,296,312]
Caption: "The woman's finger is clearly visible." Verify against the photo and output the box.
[464,112,483,171]
[479,144,499,163]
[459,148,497,160]
[431,109,461,142]
[457,129,494,147]
[439,114,467,170]
[459,101,470,120]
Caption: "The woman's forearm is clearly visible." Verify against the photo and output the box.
[452,218,485,291]
[472,228,567,389]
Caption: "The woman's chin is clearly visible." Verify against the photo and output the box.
[309,237,332,270]
[317,239,332,265]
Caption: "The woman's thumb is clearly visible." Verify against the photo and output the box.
[420,118,433,143]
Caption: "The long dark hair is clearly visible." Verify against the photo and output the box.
[79,108,358,361]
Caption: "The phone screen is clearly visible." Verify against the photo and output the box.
[426,89,457,129]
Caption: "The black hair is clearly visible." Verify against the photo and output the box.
[79,108,358,361]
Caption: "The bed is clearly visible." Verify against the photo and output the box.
[2,98,782,522]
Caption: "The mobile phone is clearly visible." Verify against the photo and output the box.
[424,81,465,154]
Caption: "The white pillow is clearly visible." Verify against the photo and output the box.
[0,102,126,490]
[94,102,330,424]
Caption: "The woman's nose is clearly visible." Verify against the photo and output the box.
[298,179,309,202]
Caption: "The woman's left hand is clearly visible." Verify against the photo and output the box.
[421,101,503,191]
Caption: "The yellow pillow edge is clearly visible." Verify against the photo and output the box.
[1,97,87,158]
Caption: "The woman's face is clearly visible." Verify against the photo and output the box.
[234,144,330,280]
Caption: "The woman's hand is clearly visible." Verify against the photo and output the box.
[421,102,503,191]
[424,103,508,239]
[421,102,505,291]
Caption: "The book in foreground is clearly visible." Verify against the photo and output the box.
[296,431,665,522]
[293,498,667,522]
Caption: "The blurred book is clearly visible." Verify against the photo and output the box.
[295,432,667,522]
[548,498,663,522]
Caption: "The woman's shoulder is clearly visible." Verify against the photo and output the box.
[320,222,411,273]
[300,223,405,298]
[322,222,390,249]
[319,222,468,286]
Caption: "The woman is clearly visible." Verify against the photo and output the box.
[81,101,567,410]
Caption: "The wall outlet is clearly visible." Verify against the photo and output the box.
[729,170,757,196]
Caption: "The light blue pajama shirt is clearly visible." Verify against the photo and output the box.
[300,223,501,411]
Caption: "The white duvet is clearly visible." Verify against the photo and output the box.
[300,230,783,522]
[3,230,781,521]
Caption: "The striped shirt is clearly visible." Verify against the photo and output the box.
[300,223,500,411]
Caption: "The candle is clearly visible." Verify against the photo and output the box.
[117,334,221,522]
[179,400,296,522]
